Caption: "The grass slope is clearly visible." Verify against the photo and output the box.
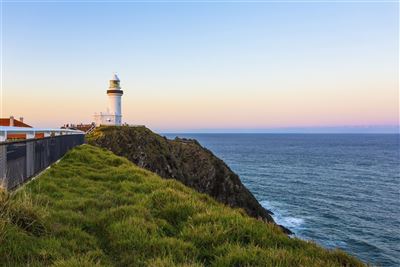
[87,126,275,224]
[0,145,365,266]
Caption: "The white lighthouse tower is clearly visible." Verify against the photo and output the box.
[94,74,124,126]
[107,74,123,125]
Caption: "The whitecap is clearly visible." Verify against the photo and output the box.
[283,217,305,228]
[260,200,305,232]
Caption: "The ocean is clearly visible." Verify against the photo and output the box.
[163,134,400,267]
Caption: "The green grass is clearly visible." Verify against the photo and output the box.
[0,145,365,266]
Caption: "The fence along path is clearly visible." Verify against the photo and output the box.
[0,129,84,190]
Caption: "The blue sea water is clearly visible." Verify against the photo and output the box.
[164,134,400,267]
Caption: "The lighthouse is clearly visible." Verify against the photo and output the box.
[107,74,123,125]
[93,74,124,126]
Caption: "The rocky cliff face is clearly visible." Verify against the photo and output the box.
[87,126,291,234]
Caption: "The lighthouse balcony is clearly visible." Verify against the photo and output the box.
[107,89,123,95]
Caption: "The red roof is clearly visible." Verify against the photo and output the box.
[0,118,32,128]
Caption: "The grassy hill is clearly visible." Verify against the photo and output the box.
[87,126,277,227]
[0,145,365,266]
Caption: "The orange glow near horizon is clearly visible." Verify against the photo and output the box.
[3,78,398,131]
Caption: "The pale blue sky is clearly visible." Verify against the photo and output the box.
[2,1,399,132]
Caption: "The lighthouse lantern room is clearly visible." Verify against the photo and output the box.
[94,74,124,126]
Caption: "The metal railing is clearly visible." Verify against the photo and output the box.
[0,129,85,189]
[0,126,84,142]
[85,124,96,134]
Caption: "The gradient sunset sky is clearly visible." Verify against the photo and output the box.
[2,1,399,132]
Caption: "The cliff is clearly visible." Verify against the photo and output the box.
[0,145,364,266]
[87,126,288,232]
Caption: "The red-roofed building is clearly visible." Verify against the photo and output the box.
[0,116,44,139]
[0,116,31,128]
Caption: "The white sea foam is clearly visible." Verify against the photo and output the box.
[282,217,305,228]
[260,200,305,231]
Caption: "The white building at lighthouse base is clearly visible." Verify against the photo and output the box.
[93,112,122,126]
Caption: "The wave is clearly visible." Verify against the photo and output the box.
[260,200,305,231]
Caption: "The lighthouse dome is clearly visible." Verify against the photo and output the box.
[111,73,120,81]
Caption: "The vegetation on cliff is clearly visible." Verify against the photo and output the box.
[0,145,364,266]
[87,126,277,225]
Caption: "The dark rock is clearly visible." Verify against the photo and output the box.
[279,225,293,235]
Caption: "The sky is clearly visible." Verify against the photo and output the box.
[1,0,399,133]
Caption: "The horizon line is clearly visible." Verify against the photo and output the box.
[156,125,400,134]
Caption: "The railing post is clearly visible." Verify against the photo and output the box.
[0,131,6,142]
[26,132,35,139]
[26,141,35,178]
[0,145,6,186]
